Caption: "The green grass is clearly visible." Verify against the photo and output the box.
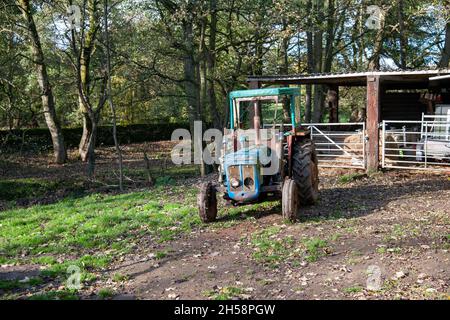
[0,185,199,265]
[343,286,364,294]
[28,290,79,300]
[303,238,328,262]
[154,250,169,259]
[204,286,246,300]
[124,165,199,182]
[0,183,205,298]
[338,173,366,184]
[0,277,44,291]
[250,226,295,267]
[0,178,63,202]
[112,273,129,282]
[98,288,115,299]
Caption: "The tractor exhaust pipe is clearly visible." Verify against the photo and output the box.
[253,100,261,145]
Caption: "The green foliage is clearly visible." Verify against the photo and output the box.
[1,0,447,132]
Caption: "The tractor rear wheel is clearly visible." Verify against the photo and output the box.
[292,139,319,206]
[282,179,299,222]
[198,182,218,223]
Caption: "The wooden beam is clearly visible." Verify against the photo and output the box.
[249,80,260,90]
[366,75,381,171]
[327,85,339,123]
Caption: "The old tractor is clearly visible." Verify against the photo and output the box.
[197,87,319,222]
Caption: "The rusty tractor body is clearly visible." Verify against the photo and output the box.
[198,87,319,222]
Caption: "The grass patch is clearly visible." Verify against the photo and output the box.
[40,254,112,279]
[343,286,363,294]
[204,286,246,300]
[112,273,129,282]
[338,173,366,184]
[303,238,328,262]
[250,226,295,267]
[0,178,62,202]
[0,279,22,291]
[0,186,200,265]
[28,290,79,300]
[124,165,198,182]
[154,250,169,260]
[0,277,43,291]
[155,176,176,186]
[98,288,115,299]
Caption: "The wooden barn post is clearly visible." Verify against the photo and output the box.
[366,75,381,172]
[327,85,339,123]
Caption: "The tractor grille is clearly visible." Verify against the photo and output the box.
[228,165,256,192]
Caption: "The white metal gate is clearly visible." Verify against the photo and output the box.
[308,123,366,169]
[381,115,450,171]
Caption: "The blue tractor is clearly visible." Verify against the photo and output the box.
[198,87,319,222]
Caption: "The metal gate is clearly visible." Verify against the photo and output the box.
[308,123,366,169]
[381,116,450,171]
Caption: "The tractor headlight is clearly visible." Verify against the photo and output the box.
[244,177,254,188]
[230,178,240,188]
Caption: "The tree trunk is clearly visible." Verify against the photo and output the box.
[207,0,221,129]
[323,0,335,73]
[17,0,67,164]
[182,7,205,176]
[305,0,314,123]
[78,0,98,162]
[104,0,123,191]
[79,110,93,161]
[86,116,97,179]
[312,0,325,123]
[279,19,291,121]
[398,0,407,69]
[439,22,450,68]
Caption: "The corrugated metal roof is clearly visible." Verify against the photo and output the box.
[247,69,450,86]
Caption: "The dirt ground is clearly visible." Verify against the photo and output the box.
[1,143,449,300]
[108,171,449,300]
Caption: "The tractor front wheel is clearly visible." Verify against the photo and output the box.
[198,182,218,223]
[282,179,299,222]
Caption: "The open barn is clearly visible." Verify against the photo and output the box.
[247,70,450,172]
